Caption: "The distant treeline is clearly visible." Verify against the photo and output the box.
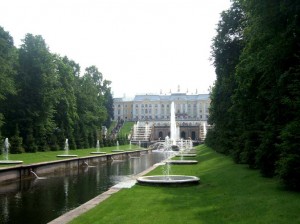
[206,0,300,190]
[0,28,115,152]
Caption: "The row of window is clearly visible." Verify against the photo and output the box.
[116,109,209,115]
[135,115,209,120]
[116,103,209,108]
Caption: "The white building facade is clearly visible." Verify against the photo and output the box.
[113,93,210,121]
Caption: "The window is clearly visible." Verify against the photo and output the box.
[191,131,196,140]
[159,131,163,139]
[181,131,186,139]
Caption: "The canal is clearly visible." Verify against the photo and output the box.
[0,151,166,224]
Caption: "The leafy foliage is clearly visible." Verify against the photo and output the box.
[207,0,300,190]
[0,27,17,141]
[0,28,114,153]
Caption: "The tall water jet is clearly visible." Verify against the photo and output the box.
[64,139,69,154]
[3,138,9,161]
[203,122,207,137]
[57,139,77,157]
[112,140,124,152]
[91,139,106,154]
[144,123,149,140]
[170,101,177,146]
[0,138,23,164]
[96,140,100,151]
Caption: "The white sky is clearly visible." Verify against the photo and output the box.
[0,0,231,98]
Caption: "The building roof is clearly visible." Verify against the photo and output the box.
[115,93,210,102]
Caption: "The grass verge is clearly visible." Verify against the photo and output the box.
[118,121,135,136]
[69,145,300,224]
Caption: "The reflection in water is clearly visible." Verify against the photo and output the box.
[64,177,69,203]
[0,151,165,224]
[2,196,8,224]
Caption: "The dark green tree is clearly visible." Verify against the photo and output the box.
[209,0,300,190]
[13,34,59,152]
[52,55,79,150]
[9,125,24,154]
[74,65,109,149]
[0,26,17,142]
[206,1,245,159]
[233,0,300,177]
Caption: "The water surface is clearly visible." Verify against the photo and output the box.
[0,151,165,224]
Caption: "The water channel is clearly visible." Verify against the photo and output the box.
[0,151,166,224]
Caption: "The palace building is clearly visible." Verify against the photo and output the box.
[113,92,210,122]
[113,92,211,144]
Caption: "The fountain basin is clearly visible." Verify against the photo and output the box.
[137,175,199,185]
[176,154,196,157]
[166,160,198,165]
[56,155,78,158]
[0,160,23,164]
[90,152,107,154]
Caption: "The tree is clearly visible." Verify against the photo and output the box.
[206,1,245,158]
[0,26,17,141]
[233,0,300,177]
[208,0,300,190]
[52,56,79,150]
[74,66,109,148]
[13,34,59,152]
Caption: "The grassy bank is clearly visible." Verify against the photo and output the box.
[70,145,300,224]
[0,144,139,166]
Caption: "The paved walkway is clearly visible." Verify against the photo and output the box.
[48,162,163,224]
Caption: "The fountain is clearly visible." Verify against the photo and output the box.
[112,141,124,152]
[137,149,199,185]
[0,138,23,164]
[56,139,77,157]
[137,101,200,185]
[168,139,198,165]
[170,101,177,146]
[90,140,106,154]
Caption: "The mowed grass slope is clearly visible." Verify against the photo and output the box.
[70,145,300,224]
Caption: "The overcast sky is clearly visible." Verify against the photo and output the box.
[0,0,231,98]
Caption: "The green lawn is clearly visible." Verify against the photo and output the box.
[118,121,135,136]
[107,121,117,136]
[70,145,300,224]
[0,144,139,166]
